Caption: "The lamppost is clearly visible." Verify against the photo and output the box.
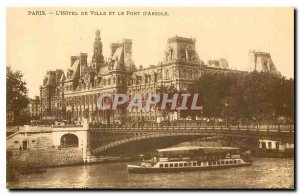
[283,103,287,123]
[225,102,229,127]
[272,112,276,122]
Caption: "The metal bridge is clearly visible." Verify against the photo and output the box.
[89,123,294,155]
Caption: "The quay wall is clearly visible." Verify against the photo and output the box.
[9,148,84,168]
[7,124,89,169]
[7,132,53,150]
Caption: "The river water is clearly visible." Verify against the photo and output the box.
[9,158,294,189]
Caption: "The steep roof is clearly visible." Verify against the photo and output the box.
[111,46,124,70]
[71,59,80,80]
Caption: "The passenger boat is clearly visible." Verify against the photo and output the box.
[128,146,252,173]
[254,139,294,158]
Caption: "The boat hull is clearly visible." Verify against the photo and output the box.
[128,162,252,174]
[254,149,294,158]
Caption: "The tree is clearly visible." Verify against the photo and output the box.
[6,66,29,125]
[188,73,238,119]
[187,71,294,124]
[283,78,294,120]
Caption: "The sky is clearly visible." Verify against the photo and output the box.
[7,7,294,98]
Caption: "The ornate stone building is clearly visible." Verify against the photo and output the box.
[248,50,279,74]
[40,29,271,123]
[26,96,41,120]
[40,69,64,120]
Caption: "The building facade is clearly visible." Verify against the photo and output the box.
[40,29,277,123]
[26,96,41,120]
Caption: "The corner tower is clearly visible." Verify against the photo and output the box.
[248,50,278,74]
[163,36,201,64]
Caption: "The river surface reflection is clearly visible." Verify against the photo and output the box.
[10,158,294,189]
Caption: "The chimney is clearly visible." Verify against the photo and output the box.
[71,56,78,66]
[79,53,88,65]
[79,53,88,76]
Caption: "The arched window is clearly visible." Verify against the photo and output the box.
[165,69,169,80]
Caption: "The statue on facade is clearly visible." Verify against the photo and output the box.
[186,46,191,61]
[164,50,169,62]
[164,46,174,62]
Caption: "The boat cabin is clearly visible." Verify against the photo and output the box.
[153,146,243,163]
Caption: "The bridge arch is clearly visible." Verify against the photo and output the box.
[60,133,79,148]
[91,132,258,155]
[90,124,294,155]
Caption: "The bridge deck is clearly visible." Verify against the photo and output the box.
[89,123,294,155]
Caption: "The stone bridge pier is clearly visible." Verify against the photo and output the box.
[52,119,90,163]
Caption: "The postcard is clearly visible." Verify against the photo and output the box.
[6,7,294,189]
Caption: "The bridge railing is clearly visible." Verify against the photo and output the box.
[89,122,294,134]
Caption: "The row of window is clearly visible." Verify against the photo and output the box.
[158,160,242,168]
[130,74,158,86]
[14,140,35,144]
[260,141,278,149]
[64,92,160,107]
[63,77,126,92]
[159,162,197,168]
[62,69,201,92]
